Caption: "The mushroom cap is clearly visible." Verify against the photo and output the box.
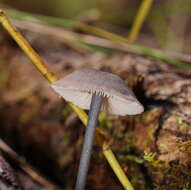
[51,69,144,116]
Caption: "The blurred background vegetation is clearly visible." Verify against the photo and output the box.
[2,0,191,54]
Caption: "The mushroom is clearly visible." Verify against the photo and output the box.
[51,69,144,190]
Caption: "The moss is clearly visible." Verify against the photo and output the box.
[144,108,161,123]
[173,115,190,130]
[99,112,118,129]
[133,107,162,149]
[145,123,158,146]
[143,152,191,190]
[61,106,74,118]
[19,112,32,124]
[143,151,169,169]
[131,176,145,188]
[126,155,144,164]
[152,163,191,190]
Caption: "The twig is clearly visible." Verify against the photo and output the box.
[0,139,61,190]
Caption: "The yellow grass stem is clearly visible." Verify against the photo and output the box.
[103,148,134,190]
[128,0,153,43]
[0,11,57,83]
[0,10,134,190]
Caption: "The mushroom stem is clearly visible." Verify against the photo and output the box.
[75,93,103,190]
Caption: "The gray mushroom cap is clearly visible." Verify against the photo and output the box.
[51,69,144,116]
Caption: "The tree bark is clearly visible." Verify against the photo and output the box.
[0,28,190,190]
